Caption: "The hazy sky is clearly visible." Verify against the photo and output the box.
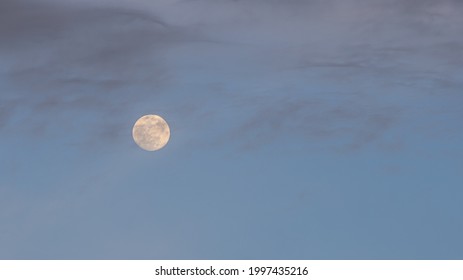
[1,0,462,259]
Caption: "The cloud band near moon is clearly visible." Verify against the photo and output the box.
[1,0,462,152]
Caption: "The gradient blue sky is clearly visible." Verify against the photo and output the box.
[1,0,462,259]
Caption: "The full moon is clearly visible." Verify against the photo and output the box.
[132,115,170,151]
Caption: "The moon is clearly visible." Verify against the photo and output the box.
[132,115,170,151]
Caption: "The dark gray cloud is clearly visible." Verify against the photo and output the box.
[0,0,173,89]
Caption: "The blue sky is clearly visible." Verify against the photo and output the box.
[0,0,462,259]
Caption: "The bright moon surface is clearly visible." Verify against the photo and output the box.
[132,115,170,151]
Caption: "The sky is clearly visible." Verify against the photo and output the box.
[0,0,462,259]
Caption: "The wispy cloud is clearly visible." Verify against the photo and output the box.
[0,0,189,144]
[1,0,462,151]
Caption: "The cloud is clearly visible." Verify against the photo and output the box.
[0,0,191,145]
[1,0,462,151]
[0,0,176,90]
[213,93,400,152]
